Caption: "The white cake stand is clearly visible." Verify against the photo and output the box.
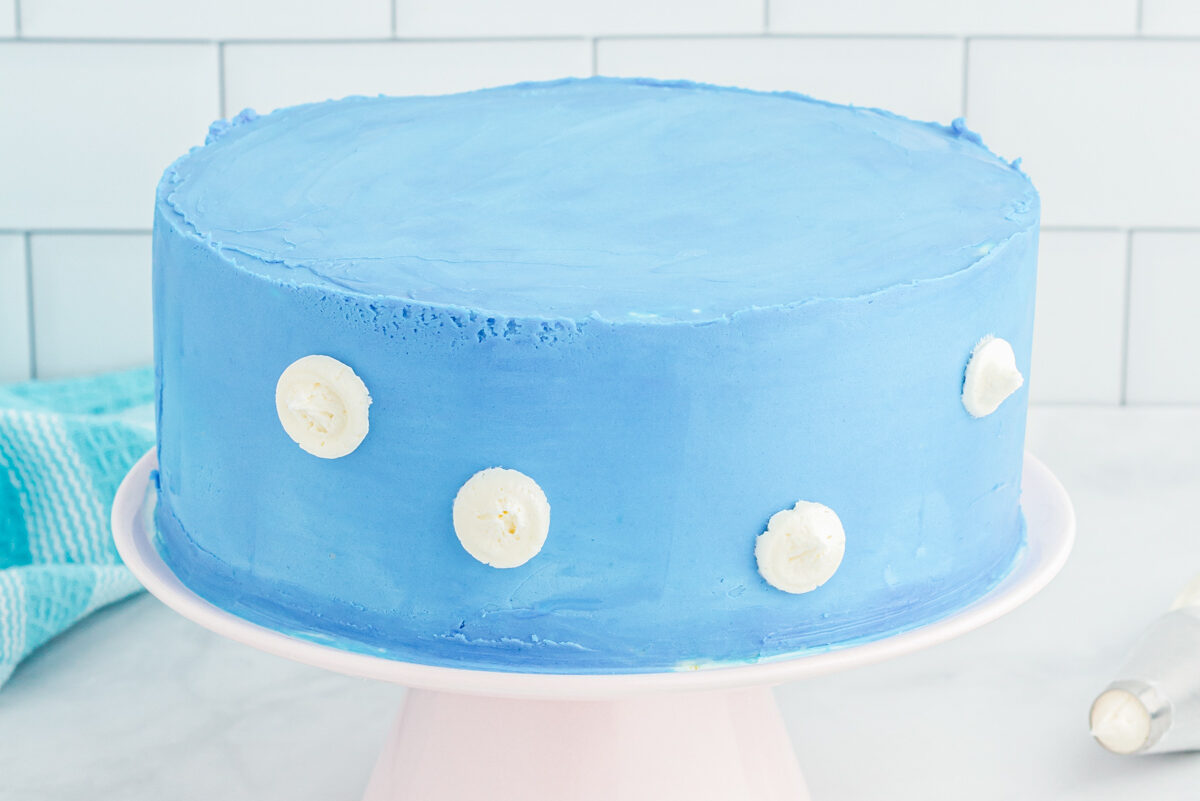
[112,450,1073,801]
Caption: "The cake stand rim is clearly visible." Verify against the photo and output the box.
[112,448,1074,699]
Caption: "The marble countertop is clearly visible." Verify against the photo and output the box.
[2,407,1199,800]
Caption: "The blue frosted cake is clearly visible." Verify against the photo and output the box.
[152,77,1038,673]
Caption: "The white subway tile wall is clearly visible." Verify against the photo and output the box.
[0,0,13,37]
[1127,233,1200,404]
[0,42,219,229]
[0,235,30,382]
[29,235,153,380]
[1142,0,1200,35]
[395,0,764,38]
[0,0,1193,405]
[19,0,392,40]
[967,40,1200,228]
[597,37,962,123]
[223,40,592,115]
[1031,231,1128,404]
[768,0,1138,35]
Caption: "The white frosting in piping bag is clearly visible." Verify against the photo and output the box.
[1091,688,1152,754]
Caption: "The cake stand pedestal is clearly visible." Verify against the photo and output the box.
[112,451,1073,801]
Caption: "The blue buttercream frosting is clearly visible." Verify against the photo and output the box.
[152,77,1039,673]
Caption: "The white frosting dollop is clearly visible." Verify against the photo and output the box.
[275,354,371,458]
[453,467,550,568]
[962,335,1024,418]
[755,501,845,594]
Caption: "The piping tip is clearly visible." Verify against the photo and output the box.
[1090,681,1170,755]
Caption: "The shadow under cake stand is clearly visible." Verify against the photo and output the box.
[112,450,1074,801]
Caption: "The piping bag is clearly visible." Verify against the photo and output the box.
[1091,573,1200,754]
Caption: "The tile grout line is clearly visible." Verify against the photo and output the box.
[390,0,397,37]
[11,0,19,37]
[217,41,227,118]
[1095,401,1200,409]
[1119,229,1135,406]
[763,0,770,33]
[0,228,152,235]
[1044,225,1200,234]
[1027,401,1200,409]
[1041,225,1126,232]
[22,232,36,380]
[7,33,1200,44]
[0,34,611,45]
[1118,225,1200,233]
[0,32,998,44]
[590,37,598,75]
[960,36,970,118]
[1136,0,1144,34]
[0,35,231,44]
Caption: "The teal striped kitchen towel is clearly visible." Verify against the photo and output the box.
[0,368,154,689]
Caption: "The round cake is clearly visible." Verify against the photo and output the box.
[152,77,1039,673]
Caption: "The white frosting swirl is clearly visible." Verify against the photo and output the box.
[275,355,371,458]
[453,467,550,568]
[755,501,846,594]
[962,335,1024,418]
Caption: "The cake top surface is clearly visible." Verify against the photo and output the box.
[161,77,1038,323]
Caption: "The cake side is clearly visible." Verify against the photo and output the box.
[152,78,1038,673]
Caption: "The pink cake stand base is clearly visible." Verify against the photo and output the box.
[363,687,805,800]
[112,451,1074,801]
